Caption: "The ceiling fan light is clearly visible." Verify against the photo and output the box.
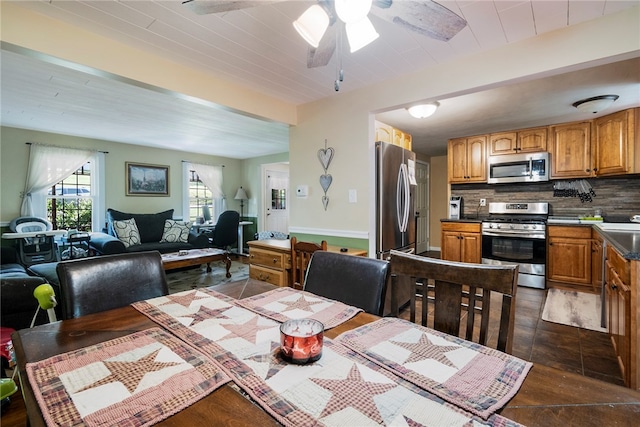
[335,0,373,24]
[407,102,439,119]
[572,94,619,114]
[293,5,330,48]
[345,17,379,53]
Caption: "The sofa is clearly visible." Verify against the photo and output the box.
[89,208,209,255]
[1,246,61,331]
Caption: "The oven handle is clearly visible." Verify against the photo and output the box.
[482,230,546,239]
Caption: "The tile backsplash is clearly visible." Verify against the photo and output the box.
[451,176,640,221]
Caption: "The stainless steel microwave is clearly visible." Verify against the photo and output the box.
[487,152,549,184]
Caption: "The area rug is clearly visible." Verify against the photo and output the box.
[166,260,249,294]
[541,288,607,332]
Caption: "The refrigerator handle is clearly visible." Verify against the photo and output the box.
[397,164,410,233]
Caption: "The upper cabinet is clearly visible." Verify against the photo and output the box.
[550,121,592,179]
[448,135,487,183]
[375,120,412,151]
[593,108,637,176]
[550,108,639,179]
[489,127,547,156]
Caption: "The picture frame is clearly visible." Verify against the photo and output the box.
[125,162,169,196]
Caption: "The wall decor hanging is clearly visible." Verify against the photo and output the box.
[317,139,334,210]
[126,162,169,196]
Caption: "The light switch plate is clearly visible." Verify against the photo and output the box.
[348,189,357,203]
[480,198,486,206]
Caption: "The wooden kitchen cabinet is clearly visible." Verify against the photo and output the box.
[591,230,604,293]
[440,222,481,264]
[547,225,592,291]
[248,240,291,287]
[448,135,487,183]
[488,127,547,156]
[376,120,412,150]
[606,245,632,387]
[593,108,638,176]
[550,121,593,179]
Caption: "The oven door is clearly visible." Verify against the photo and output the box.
[481,233,546,288]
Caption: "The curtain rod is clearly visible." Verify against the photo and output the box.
[26,142,109,154]
[182,160,225,167]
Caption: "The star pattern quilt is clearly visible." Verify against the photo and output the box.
[26,327,230,427]
[335,317,533,419]
[133,289,525,426]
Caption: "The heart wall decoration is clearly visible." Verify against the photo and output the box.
[318,139,334,211]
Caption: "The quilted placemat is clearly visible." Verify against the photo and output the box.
[335,317,533,419]
[235,287,363,329]
[134,291,523,426]
[26,327,230,427]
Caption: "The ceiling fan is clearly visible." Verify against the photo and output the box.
[183,0,467,69]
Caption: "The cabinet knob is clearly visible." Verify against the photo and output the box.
[272,258,278,264]
[611,283,617,290]
[593,167,598,172]
[585,169,591,172]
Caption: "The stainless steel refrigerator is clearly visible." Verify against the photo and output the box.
[376,141,417,316]
[375,141,417,258]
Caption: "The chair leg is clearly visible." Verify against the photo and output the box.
[223,253,232,278]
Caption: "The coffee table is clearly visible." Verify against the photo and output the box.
[161,248,231,277]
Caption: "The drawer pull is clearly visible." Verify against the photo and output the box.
[272,258,278,264]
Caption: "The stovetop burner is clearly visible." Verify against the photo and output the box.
[486,215,547,224]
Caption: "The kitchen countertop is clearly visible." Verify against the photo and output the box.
[592,226,640,261]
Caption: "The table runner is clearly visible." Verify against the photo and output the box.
[335,317,533,419]
[236,287,362,329]
[134,290,523,426]
[26,327,230,427]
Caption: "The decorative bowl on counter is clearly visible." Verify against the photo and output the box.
[280,318,324,364]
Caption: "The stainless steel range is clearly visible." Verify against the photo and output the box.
[482,202,548,289]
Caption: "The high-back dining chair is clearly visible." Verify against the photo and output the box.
[56,251,169,319]
[304,251,390,316]
[290,236,327,290]
[388,250,519,353]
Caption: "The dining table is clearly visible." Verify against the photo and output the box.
[12,279,640,427]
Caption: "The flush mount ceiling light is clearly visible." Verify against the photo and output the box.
[407,102,440,119]
[572,95,619,114]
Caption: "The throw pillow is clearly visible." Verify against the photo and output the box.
[107,209,173,243]
[112,218,141,248]
[160,220,192,243]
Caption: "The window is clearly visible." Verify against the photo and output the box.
[188,169,213,222]
[46,162,93,231]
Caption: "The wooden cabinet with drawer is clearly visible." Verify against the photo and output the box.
[248,240,291,287]
[546,225,592,291]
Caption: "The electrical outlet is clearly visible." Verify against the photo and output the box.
[479,198,486,206]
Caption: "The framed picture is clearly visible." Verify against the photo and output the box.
[125,162,169,196]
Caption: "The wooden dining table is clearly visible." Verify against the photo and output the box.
[12,279,640,427]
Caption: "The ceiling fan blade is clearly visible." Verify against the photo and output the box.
[371,0,467,42]
[182,0,286,15]
[307,24,337,68]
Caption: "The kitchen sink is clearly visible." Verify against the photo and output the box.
[594,223,640,232]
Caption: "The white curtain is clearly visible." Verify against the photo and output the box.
[190,162,226,220]
[21,144,94,216]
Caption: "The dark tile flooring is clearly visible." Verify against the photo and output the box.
[414,250,624,386]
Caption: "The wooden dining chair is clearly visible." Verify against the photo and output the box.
[304,251,390,316]
[290,236,327,290]
[388,250,519,353]
[56,251,169,319]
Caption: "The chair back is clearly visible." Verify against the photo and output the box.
[304,251,390,316]
[290,236,327,290]
[388,250,519,353]
[56,251,169,319]
[9,216,53,233]
[210,210,240,249]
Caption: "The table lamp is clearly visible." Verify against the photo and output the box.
[234,187,248,219]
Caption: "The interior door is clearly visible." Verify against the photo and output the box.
[415,161,430,254]
[265,169,289,233]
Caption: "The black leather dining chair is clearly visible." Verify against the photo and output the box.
[56,251,169,319]
[304,251,390,316]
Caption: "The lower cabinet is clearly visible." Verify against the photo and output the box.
[248,240,290,287]
[440,222,481,264]
[546,225,592,291]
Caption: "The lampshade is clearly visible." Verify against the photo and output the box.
[234,187,248,200]
[293,4,330,48]
[572,95,619,114]
[407,102,440,119]
[345,16,379,53]
[335,0,372,24]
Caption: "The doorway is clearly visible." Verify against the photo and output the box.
[261,164,289,234]
[415,161,429,253]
